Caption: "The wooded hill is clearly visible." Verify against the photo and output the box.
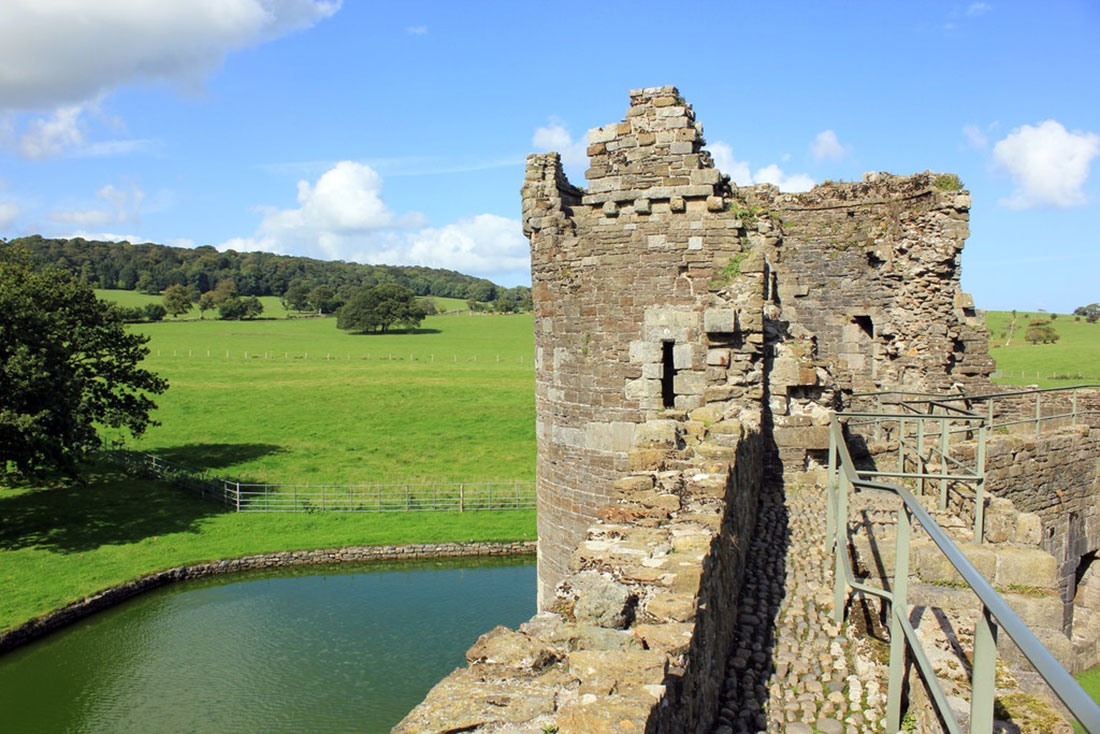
[3,235,529,303]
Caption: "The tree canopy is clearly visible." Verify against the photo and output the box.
[0,252,168,477]
[337,284,428,334]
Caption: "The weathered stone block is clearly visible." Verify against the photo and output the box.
[634,198,651,214]
[689,168,720,185]
[704,308,735,333]
[629,340,662,363]
[570,572,636,629]
[634,419,679,446]
[995,547,1058,589]
[673,371,706,395]
[773,425,830,450]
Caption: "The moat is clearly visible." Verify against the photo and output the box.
[0,556,535,733]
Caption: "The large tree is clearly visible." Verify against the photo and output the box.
[337,284,428,334]
[0,252,168,477]
[162,283,192,318]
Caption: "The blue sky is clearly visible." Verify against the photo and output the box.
[0,1,1097,311]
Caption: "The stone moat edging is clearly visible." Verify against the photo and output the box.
[0,540,536,655]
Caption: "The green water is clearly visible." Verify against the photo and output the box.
[0,556,535,733]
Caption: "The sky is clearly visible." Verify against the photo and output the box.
[0,0,1097,311]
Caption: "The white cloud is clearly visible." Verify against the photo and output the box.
[992,120,1100,209]
[962,124,988,150]
[810,129,847,162]
[51,183,144,227]
[708,142,753,186]
[406,25,428,35]
[0,0,340,112]
[966,2,991,16]
[65,229,148,243]
[532,121,588,168]
[0,201,19,230]
[754,165,816,193]
[405,214,529,278]
[708,141,815,192]
[19,105,84,159]
[224,162,530,281]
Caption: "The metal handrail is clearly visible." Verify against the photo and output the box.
[828,413,1100,733]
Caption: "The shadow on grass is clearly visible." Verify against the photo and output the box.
[347,328,443,335]
[153,442,284,471]
[0,464,224,554]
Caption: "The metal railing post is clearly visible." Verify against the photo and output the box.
[975,424,987,543]
[898,417,906,474]
[886,504,911,734]
[826,427,837,542]
[970,604,999,733]
[1072,390,1078,426]
[939,418,949,511]
[1035,392,1042,436]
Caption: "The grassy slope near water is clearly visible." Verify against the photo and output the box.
[109,311,535,485]
[986,310,1100,389]
[0,466,535,633]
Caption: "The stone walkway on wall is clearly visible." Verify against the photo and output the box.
[712,485,886,734]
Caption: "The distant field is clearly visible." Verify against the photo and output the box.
[110,312,536,486]
[95,289,474,319]
[985,310,1100,388]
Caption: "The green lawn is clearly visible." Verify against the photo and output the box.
[106,311,536,486]
[0,466,535,633]
[985,310,1100,388]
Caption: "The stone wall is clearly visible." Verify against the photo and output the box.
[395,428,765,733]
[526,85,991,605]
[982,424,1100,659]
[0,541,535,655]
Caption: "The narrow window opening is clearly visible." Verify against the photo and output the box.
[852,314,874,339]
[661,341,677,408]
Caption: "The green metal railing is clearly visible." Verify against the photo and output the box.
[827,412,1100,733]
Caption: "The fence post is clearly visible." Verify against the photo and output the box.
[235,482,241,512]
[939,420,949,511]
[1035,392,1042,436]
[459,484,465,512]
[322,484,326,511]
[405,483,410,511]
[975,424,987,543]
[885,504,911,733]
[970,604,999,733]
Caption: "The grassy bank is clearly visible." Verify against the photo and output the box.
[986,310,1100,388]
[0,466,535,633]
[105,311,535,485]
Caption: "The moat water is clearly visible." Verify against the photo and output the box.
[0,555,535,733]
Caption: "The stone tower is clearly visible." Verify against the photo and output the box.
[523,86,993,604]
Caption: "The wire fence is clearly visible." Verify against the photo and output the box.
[103,450,535,513]
[992,368,1100,382]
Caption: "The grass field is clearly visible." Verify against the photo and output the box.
[986,310,1100,389]
[106,308,536,486]
[0,465,535,633]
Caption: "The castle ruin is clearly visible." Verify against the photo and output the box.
[396,87,1098,733]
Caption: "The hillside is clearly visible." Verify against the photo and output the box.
[985,310,1100,388]
[3,235,531,305]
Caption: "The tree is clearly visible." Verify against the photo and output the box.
[337,284,427,333]
[0,252,167,477]
[1024,321,1060,344]
[143,303,167,322]
[282,283,311,312]
[197,291,217,319]
[163,284,192,318]
[308,284,337,314]
[218,295,264,320]
[1074,303,1100,323]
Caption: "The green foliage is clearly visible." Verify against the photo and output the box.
[338,284,427,333]
[0,465,536,633]
[162,284,192,318]
[932,173,964,191]
[143,302,167,322]
[1024,321,1060,345]
[3,234,520,304]
[197,291,217,319]
[0,252,167,478]
[282,283,311,312]
[217,295,264,320]
[1074,303,1100,323]
[308,284,337,314]
[711,253,749,286]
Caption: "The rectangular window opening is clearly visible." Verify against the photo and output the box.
[661,341,676,408]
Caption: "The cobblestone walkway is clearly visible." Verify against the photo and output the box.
[712,485,885,734]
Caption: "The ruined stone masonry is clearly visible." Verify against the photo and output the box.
[396,87,1095,733]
